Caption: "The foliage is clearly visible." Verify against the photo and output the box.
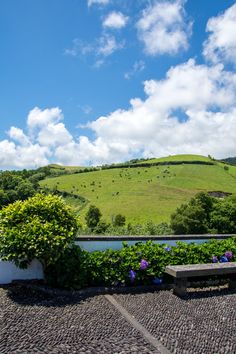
[45,244,90,289]
[85,205,102,230]
[171,192,236,234]
[209,199,236,234]
[45,236,236,289]
[0,194,79,269]
[0,171,36,207]
[113,214,126,227]
[79,220,172,236]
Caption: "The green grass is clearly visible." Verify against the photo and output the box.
[40,155,236,225]
[132,154,213,164]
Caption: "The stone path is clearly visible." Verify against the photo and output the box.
[0,284,236,353]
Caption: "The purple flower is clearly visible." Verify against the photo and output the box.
[153,277,163,285]
[220,255,228,263]
[129,270,136,282]
[140,259,149,270]
[212,256,218,263]
[164,247,171,252]
[225,251,233,261]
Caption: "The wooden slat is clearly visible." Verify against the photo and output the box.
[165,262,236,278]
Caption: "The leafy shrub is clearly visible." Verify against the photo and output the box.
[0,194,79,269]
[113,214,126,227]
[171,192,236,235]
[85,205,101,230]
[46,237,236,289]
[45,244,90,289]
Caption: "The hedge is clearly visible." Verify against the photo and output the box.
[45,237,236,290]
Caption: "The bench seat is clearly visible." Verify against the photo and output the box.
[165,262,236,296]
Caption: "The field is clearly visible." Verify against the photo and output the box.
[40,155,236,224]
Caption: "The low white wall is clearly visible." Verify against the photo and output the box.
[0,259,44,285]
[75,238,210,252]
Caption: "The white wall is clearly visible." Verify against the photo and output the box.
[75,238,210,252]
[0,259,44,285]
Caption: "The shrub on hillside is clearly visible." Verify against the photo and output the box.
[0,194,79,269]
[85,205,102,230]
[113,214,126,227]
[171,192,236,235]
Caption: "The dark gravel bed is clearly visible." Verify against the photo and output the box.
[0,285,159,354]
[114,288,236,354]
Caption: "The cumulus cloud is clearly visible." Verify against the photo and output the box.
[136,0,192,56]
[27,107,63,129]
[0,139,49,169]
[2,59,236,169]
[103,11,129,29]
[86,59,236,160]
[0,107,70,169]
[203,3,236,65]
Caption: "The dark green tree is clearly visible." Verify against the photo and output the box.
[113,214,126,227]
[171,192,214,234]
[85,205,102,230]
[209,199,236,234]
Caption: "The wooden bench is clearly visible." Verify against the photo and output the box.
[165,262,236,296]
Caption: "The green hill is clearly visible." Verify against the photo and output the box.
[221,157,236,166]
[40,155,236,225]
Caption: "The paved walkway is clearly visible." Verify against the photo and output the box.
[0,284,235,353]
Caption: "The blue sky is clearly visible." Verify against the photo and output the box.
[1,0,236,168]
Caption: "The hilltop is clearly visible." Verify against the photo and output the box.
[39,154,236,225]
[221,157,236,166]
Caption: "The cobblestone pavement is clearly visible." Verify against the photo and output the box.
[114,288,236,354]
[0,285,236,354]
[0,285,160,354]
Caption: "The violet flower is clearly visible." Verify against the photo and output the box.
[129,270,136,282]
[140,259,149,270]
[164,247,171,252]
[225,251,233,261]
[212,256,218,263]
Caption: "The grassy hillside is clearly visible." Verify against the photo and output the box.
[40,155,236,224]
[132,154,212,165]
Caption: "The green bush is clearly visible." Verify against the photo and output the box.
[46,237,236,289]
[171,192,236,235]
[0,194,79,269]
[45,244,90,289]
[85,205,101,230]
[113,214,126,227]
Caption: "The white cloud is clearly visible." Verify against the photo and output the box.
[65,35,124,66]
[27,107,63,129]
[97,34,124,56]
[37,123,73,147]
[103,11,129,29]
[124,60,145,80]
[2,59,236,169]
[88,0,110,7]
[8,127,30,146]
[64,39,93,57]
[85,59,236,161]
[136,0,192,56]
[0,139,49,169]
[203,3,236,65]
